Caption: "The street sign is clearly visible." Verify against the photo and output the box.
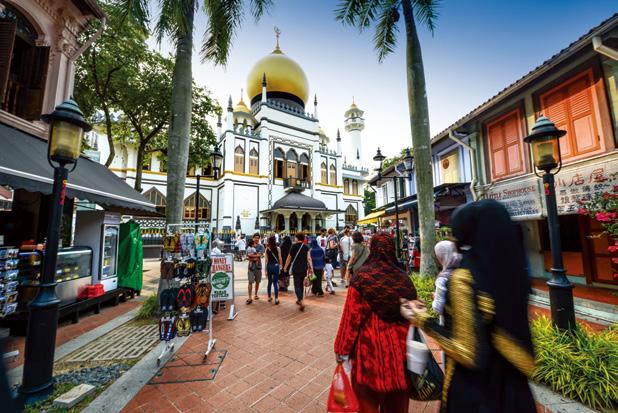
[210,254,234,302]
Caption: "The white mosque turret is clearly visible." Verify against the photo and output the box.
[344,98,365,164]
[261,73,267,103]
[226,95,233,130]
[336,128,342,156]
[314,94,318,118]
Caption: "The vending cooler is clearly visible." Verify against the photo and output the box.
[74,211,121,292]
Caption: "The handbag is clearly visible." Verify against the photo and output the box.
[327,362,359,412]
[407,326,444,401]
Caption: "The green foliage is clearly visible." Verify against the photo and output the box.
[435,226,452,242]
[531,316,618,410]
[409,273,437,318]
[364,187,376,215]
[381,147,413,170]
[137,294,159,320]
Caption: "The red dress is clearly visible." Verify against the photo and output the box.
[334,287,409,393]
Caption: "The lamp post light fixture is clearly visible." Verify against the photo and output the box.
[373,148,414,262]
[524,115,575,330]
[19,98,91,401]
[194,145,223,231]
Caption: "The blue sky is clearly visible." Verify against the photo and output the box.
[150,0,617,165]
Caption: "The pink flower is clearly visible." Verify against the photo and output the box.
[609,246,618,253]
[603,192,610,200]
[614,273,618,280]
[577,208,588,215]
[596,212,611,222]
[607,212,617,220]
[612,258,618,264]
[613,185,618,192]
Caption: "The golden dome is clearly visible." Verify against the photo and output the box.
[318,126,326,136]
[247,46,309,105]
[234,90,252,114]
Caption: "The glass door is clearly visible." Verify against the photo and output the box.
[102,225,119,278]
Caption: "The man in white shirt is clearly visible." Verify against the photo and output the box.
[316,228,327,252]
[339,227,352,285]
[235,235,246,260]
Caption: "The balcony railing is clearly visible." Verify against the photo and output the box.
[283,177,309,191]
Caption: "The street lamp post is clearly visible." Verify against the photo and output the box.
[524,115,575,330]
[373,148,414,261]
[195,146,223,232]
[19,99,91,401]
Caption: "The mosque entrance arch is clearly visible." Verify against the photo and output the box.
[301,213,311,232]
[289,213,298,233]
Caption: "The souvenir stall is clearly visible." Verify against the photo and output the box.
[157,224,215,365]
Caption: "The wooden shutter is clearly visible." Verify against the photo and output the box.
[540,71,600,160]
[503,112,523,175]
[24,46,50,121]
[488,122,506,178]
[0,21,16,101]
[486,109,524,180]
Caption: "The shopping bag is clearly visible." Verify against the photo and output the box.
[407,326,443,401]
[327,362,359,412]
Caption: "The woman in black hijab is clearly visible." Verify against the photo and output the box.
[401,199,536,413]
[278,235,292,292]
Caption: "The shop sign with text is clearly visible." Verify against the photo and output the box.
[485,178,543,220]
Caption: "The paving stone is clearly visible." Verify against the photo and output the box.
[53,383,96,408]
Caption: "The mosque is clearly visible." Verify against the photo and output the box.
[92,32,369,235]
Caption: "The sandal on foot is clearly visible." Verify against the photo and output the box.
[299,302,305,311]
[268,297,273,302]
[275,299,280,305]
[246,299,252,304]
[254,295,260,300]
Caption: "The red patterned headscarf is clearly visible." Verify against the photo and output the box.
[351,232,416,323]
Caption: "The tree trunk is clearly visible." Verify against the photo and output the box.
[135,141,147,192]
[103,105,115,167]
[402,0,437,276]
[165,0,194,225]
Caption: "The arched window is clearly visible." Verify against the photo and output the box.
[249,148,259,175]
[320,162,328,184]
[184,193,210,220]
[329,164,337,185]
[299,153,310,181]
[344,178,350,194]
[234,146,245,173]
[286,149,298,179]
[273,147,285,179]
[345,205,358,226]
[352,180,359,195]
[143,187,166,215]
[0,6,49,121]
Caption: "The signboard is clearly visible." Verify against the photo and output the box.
[485,177,543,220]
[555,157,618,215]
[210,254,234,302]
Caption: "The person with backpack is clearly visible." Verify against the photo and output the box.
[326,228,339,269]
[284,232,313,312]
[265,235,283,305]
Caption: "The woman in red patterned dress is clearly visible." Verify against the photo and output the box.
[334,232,417,413]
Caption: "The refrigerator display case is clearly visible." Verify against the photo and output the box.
[75,211,121,292]
[17,247,93,306]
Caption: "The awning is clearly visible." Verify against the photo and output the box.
[0,123,157,215]
[260,192,343,214]
[384,182,470,215]
[357,210,385,225]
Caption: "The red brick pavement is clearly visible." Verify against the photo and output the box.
[122,290,441,413]
[3,299,140,370]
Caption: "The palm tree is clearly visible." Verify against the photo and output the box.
[114,0,273,224]
[336,0,439,276]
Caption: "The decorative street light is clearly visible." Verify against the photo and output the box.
[194,145,223,231]
[524,115,575,330]
[373,148,414,261]
[19,98,91,401]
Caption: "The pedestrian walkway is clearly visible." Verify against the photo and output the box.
[121,288,441,413]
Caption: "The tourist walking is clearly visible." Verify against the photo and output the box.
[265,235,282,305]
[284,232,313,311]
[345,230,369,284]
[334,232,417,413]
[324,258,335,294]
[401,200,536,413]
[278,235,292,292]
[245,240,261,304]
[339,227,352,285]
[326,228,339,268]
[252,233,264,300]
[309,239,325,296]
[316,228,327,251]
[432,240,461,323]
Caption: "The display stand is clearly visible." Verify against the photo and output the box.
[157,223,214,366]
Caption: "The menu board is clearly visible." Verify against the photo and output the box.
[485,177,543,220]
[555,157,618,214]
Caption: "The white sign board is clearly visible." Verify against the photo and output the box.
[485,177,543,220]
[210,254,234,302]
[555,157,618,215]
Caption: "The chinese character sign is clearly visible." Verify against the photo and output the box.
[555,160,618,215]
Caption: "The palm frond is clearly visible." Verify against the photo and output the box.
[357,0,385,30]
[250,0,273,22]
[154,0,195,44]
[201,0,244,65]
[373,0,399,62]
[334,0,364,26]
[110,0,151,30]
[412,0,440,35]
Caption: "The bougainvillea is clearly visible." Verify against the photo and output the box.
[578,176,618,279]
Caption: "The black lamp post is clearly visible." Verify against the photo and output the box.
[524,115,575,330]
[19,98,91,401]
[194,145,223,231]
[373,148,414,260]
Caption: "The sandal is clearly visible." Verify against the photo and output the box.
[299,302,305,311]
[275,299,280,305]
[246,298,252,305]
[254,295,260,300]
[268,297,273,302]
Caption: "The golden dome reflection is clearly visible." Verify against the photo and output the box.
[246,47,309,106]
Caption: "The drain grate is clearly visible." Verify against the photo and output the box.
[64,324,159,362]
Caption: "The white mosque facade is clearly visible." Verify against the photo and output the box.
[89,40,369,235]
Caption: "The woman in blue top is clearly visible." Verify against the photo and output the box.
[310,239,325,296]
